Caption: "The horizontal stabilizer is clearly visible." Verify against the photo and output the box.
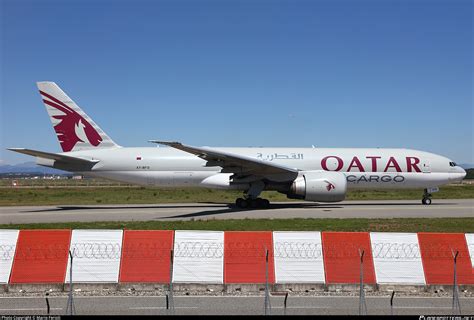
[7,148,100,166]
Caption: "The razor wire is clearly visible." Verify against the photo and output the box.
[4,243,69,260]
[275,242,421,259]
[121,242,173,260]
[371,242,422,259]
[225,241,271,258]
[1,241,473,261]
[174,241,224,258]
[70,243,121,259]
[0,244,16,260]
[274,242,323,259]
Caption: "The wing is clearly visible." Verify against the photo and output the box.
[149,141,299,182]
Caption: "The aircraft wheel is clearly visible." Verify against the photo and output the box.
[249,199,259,208]
[253,198,270,209]
[261,199,270,209]
[236,198,248,208]
[238,198,270,209]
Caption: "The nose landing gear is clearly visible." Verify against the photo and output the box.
[422,189,432,205]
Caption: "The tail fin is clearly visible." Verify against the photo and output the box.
[37,82,119,152]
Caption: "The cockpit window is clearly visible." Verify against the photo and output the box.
[449,162,457,167]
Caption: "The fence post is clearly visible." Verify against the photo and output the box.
[167,249,175,315]
[358,249,367,316]
[66,249,76,315]
[390,291,395,316]
[45,292,50,315]
[264,248,271,315]
[451,250,461,315]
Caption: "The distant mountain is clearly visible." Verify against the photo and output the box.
[459,163,474,169]
[0,161,68,175]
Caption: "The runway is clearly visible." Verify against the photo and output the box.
[0,294,472,315]
[0,199,472,224]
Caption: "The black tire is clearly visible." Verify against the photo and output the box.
[249,199,258,208]
[236,198,245,208]
[422,198,432,205]
[262,199,270,209]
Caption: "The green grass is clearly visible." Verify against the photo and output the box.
[0,218,472,233]
[466,168,474,179]
[0,184,472,206]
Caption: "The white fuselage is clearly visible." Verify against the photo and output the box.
[58,147,466,190]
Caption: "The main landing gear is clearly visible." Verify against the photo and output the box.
[235,181,270,209]
[422,188,432,205]
[235,197,270,209]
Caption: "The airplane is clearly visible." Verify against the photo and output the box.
[8,82,467,208]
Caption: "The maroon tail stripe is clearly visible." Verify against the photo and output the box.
[39,90,74,112]
[43,99,71,115]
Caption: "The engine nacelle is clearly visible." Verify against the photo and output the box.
[289,171,347,202]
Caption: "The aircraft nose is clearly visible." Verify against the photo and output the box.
[450,167,466,182]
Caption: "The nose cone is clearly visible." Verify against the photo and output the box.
[450,167,466,183]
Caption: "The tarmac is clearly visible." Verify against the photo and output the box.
[0,294,472,315]
[0,199,472,224]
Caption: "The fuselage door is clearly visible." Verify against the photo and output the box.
[422,160,431,173]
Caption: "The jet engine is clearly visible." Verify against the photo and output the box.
[288,171,347,202]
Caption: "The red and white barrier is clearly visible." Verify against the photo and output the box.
[10,230,71,284]
[0,230,19,284]
[224,231,274,284]
[466,233,474,269]
[418,233,474,285]
[322,232,376,284]
[119,230,174,283]
[172,230,224,283]
[1,229,473,285]
[273,231,325,283]
[370,232,425,284]
[65,230,123,283]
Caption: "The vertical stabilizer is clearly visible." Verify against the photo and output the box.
[37,82,119,152]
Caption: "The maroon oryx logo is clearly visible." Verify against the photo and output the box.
[325,181,335,191]
[40,90,102,152]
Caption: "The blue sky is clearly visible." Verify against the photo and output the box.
[1,0,472,164]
